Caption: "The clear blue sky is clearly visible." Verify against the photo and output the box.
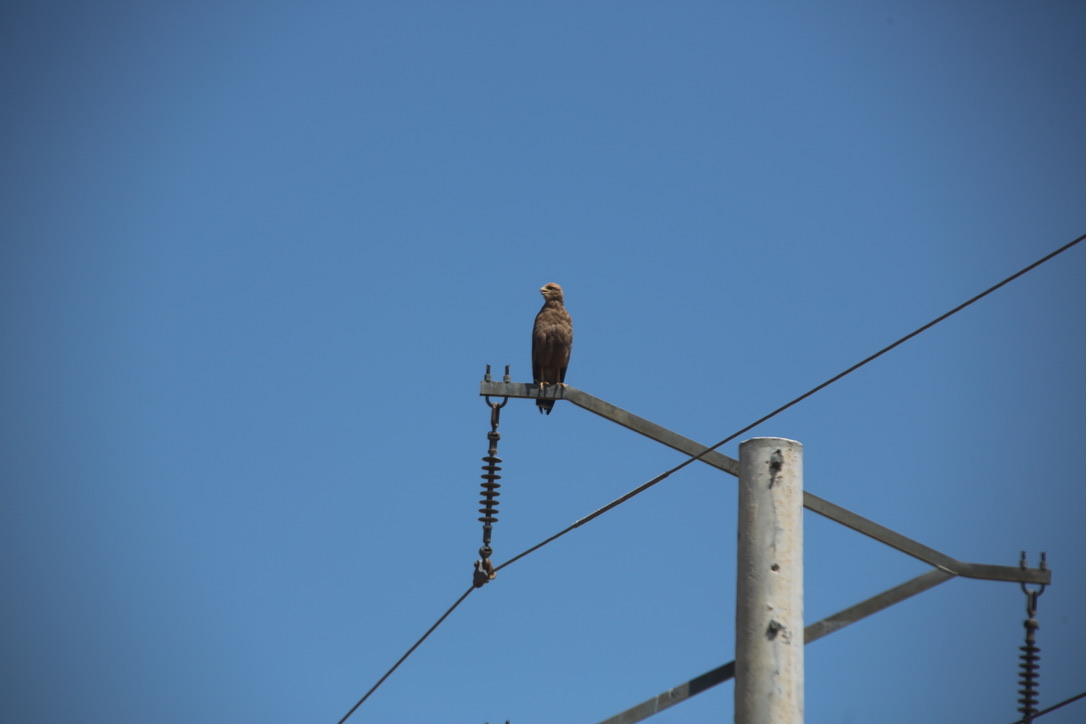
[2,3,1084,723]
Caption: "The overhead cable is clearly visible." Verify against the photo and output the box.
[1007,688,1086,723]
[336,586,475,724]
[495,231,1085,574]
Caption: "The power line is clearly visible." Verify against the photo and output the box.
[1008,688,1086,723]
[336,586,475,724]
[495,231,1085,574]
[338,231,1084,721]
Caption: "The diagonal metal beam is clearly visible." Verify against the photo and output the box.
[803,568,954,643]
[480,380,740,476]
[480,380,1051,587]
[596,569,955,724]
[802,493,1050,584]
[596,661,736,724]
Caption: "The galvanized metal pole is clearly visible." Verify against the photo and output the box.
[735,437,804,724]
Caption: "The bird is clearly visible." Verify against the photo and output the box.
[531,282,573,415]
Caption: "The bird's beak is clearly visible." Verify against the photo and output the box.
[539,287,547,294]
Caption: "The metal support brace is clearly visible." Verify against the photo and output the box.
[597,569,954,724]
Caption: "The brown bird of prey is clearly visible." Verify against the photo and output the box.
[532,282,573,415]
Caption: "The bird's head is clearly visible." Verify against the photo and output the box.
[539,282,564,302]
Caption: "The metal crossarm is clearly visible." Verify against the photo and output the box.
[479,380,1050,587]
[479,380,740,476]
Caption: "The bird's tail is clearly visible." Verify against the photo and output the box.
[537,399,555,415]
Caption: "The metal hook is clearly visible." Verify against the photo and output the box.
[484,396,508,433]
[1019,551,1047,599]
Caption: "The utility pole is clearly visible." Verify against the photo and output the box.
[735,438,804,724]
